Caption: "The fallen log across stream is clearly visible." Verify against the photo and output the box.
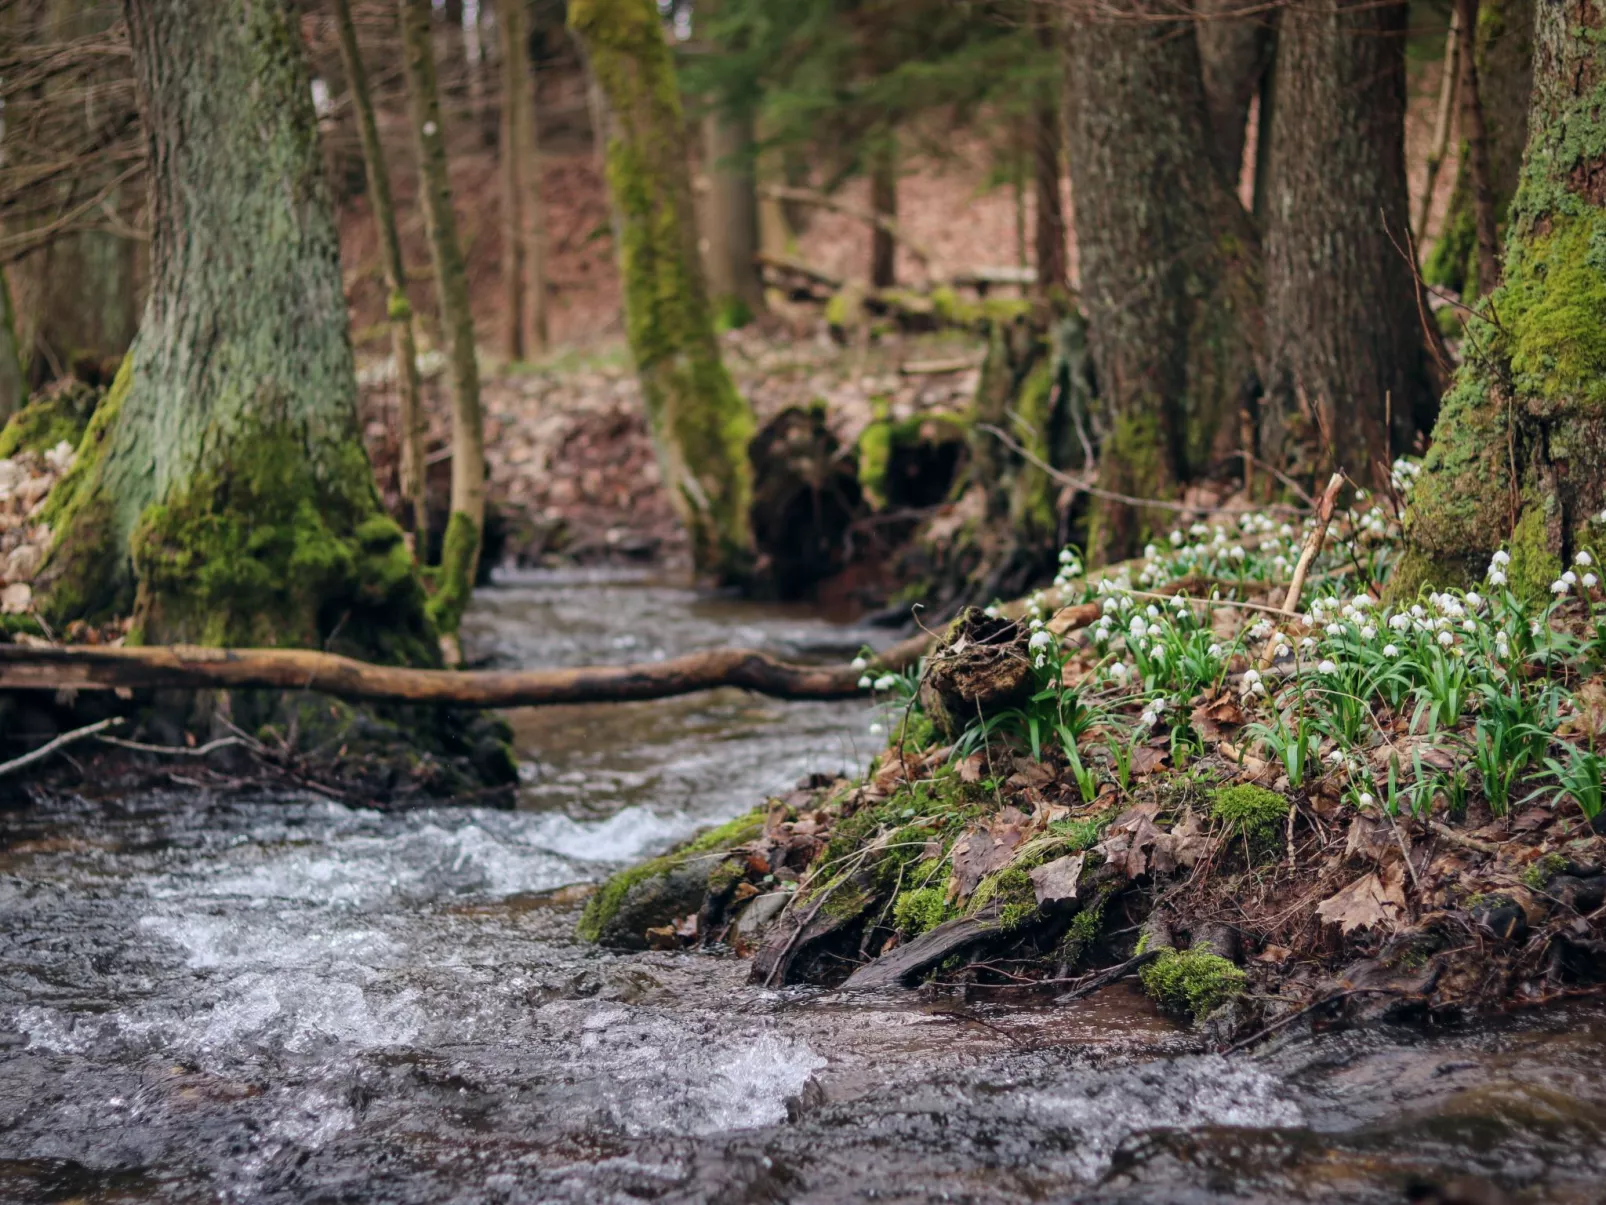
[0,603,1110,709]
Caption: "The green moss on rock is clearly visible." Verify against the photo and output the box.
[1139,948,1246,1022]
[1210,785,1289,844]
[893,885,950,936]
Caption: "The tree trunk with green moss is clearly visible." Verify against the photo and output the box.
[1424,0,1534,298]
[1261,0,1434,483]
[34,0,431,666]
[1065,3,1260,564]
[333,0,429,545]
[569,0,756,582]
[399,0,486,632]
[1402,0,1606,597]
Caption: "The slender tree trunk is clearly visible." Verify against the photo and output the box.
[9,0,139,387]
[499,0,531,358]
[1195,0,1275,189]
[869,133,897,288]
[1032,15,1068,296]
[1414,8,1460,242]
[37,0,431,661]
[568,0,755,582]
[1424,0,1534,296]
[1402,0,1606,597]
[504,0,550,353]
[1261,0,1432,483]
[399,0,486,633]
[1454,0,1502,294]
[702,104,765,322]
[1065,0,1261,564]
[0,268,24,422]
[332,0,429,546]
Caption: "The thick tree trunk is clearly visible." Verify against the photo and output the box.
[399,0,487,633]
[568,0,756,582]
[36,0,431,663]
[869,134,898,288]
[702,104,766,323]
[8,0,139,387]
[1032,18,1068,296]
[1261,0,1432,483]
[332,0,429,545]
[1402,0,1606,597]
[0,268,24,422]
[499,0,548,358]
[1065,1,1260,564]
[1195,0,1275,188]
[1454,0,1503,294]
[1424,0,1534,297]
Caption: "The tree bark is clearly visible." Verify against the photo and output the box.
[1455,0,1503,294]
[1195,0,1275,189]
[869,133,898,288]
[1032,15,1068,296]
[332,0,429,545]
[1402,0,1606,596]
[702,104,766,322]
[1261,0,1433,484]
[1425,0,1534,297]
[0,268,24,422]
[568,0,756,582]
[1065,0,1260,564]
[399,0,487,632]
[499,0,548,358]
[36,0,432,663]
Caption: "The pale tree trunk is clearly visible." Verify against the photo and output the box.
[1425,0,1534,297]
[399,0,486,633]
[1261,0,1433,483]
[702,104,765,322]
[869,134,897,288]
[1195,0,1274,189]
[569,0,756,582]
[37,0,432,663]
[332,0,429,545]
[9,0,139,386]
[1065,0,1260,564]
[0,268,24,421]
[1402,0,1606,597]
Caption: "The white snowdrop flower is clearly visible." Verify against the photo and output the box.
[1415,619,1434,633]
[1208,643,1222,658]
[1564,570,1579,585]
[1139,710,1158,729]
[1102,597,1121,615]
[1341,605,1357,621]
[1229,545,1246,561]
[1327,748,1346,765]
[1437,630,1454,647]
[1243,668,1262,685]
[984,605,1001,618]
[1144,544,1159,559]
[857,675,873,690]
[1146,604,1161,620]
[1029,630,1054,651]
[1389,614,1411,632]
[1152,645,1168,663]
[1358,791,1375,808]
[1034,653,1047,669]
[1030,617,1044,630]
[1578,550,1594,567]
[1410,605,1425,618]
[1488,569,1508,587]
[1189,523,1210,538]
[1361,625,1377,640]
[868,722,886,737]
[851,656,868,670]
[1552,578,1571,595]
[1129,616,1148,639]
[1435,617,1451,631]
[1317,659,1338,674]
[1462,619,1477,633]
[1586,573,1599,589]
[1060,547,1077,564]
[1492,549,1511,566]
[1170,530,1185,546]
[1109,662,1129,682]
[1301,636,1318,650]
[1383,644,1399,657]
[1326,623,1344,637]
[1252,680,1267,696]
[873,674,900,691]
[1466,591,1484,609]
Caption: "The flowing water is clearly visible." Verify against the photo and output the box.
[3,569,1606,1204]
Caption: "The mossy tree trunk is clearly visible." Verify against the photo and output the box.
[1261,0,1435,483]
[1402,0,1606,597]
[399,0,487,632]
[1065,2,1260,564]
[1424,0,1535,298]
[569,0,756,583]
[36,0,431,664]
[332,0,429,545]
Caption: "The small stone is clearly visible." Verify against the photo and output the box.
[1,581,32,613]
[4,542,43,583]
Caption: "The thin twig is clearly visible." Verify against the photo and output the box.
[0,716,123,780]
[1053,948,1161,1003]
[95,734,249,758]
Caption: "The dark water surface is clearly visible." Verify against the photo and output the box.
[2,571,1604,1203]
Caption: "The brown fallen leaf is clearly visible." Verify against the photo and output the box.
[1028,853,1086,904]
[1130,744,1168,778]
[957,753,988,784]
[1151,808,1211,875]
[1095,801,1165,879]
[1255,943,1293,964]
[1191,692,1244,742]
[1316,861,1408,934]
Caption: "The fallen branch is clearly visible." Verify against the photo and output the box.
[756,184,936,268]
[1428,820,1502,857]
[96,733,253,758]
[0,715,123,780]
[1052,948,1161,1003]
[1258,472,1344,670]
[754,251,842,291]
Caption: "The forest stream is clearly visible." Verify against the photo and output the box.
[3,572,1606,1205]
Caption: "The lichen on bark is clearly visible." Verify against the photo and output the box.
[569,0,757,583]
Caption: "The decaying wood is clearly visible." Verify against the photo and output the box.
[841,903,1005,991]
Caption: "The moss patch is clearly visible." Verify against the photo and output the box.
[0,381,100,460]
[1139,948,1247,1022]
[1210,785,1289,844]
[893,885,951,936]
